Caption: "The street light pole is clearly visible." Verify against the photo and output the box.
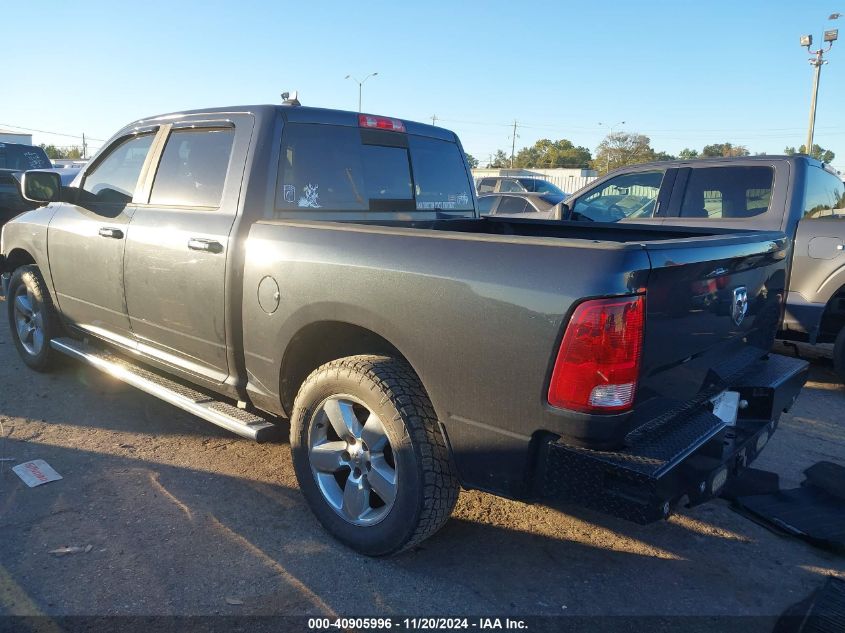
[344,72,378,112]
[806,50,824,154]
[800,14,839,155]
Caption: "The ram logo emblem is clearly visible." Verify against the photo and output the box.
[732,286,749,326]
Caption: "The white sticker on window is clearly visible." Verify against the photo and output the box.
[456,192,470,206]
[283,184,296,204]
[298,183,321,208]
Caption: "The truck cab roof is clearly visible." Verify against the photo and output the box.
[126,104,458,143]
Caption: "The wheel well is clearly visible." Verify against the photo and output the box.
[818,285,845,344]
[4,248,36,271]
[279,321,405,415]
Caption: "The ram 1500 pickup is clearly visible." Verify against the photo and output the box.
[2,104,808,555]
[559,155,845,379]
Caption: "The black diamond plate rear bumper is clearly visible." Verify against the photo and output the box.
[535,353,809,523]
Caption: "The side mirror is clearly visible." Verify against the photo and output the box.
[557,202,571,221]
[21,171,62,203]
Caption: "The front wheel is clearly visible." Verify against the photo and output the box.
[7,265,63,371]
[290,355,460,556]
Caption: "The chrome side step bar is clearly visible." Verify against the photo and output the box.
[50,337,278,442]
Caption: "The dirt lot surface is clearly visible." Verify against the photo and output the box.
[0,333,843,630]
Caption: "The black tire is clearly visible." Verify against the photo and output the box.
[7,265,63,372]
[834,327,845,384]
[290,355,459,556]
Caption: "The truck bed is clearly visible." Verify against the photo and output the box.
[243,215,788,496]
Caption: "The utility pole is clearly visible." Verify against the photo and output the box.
[431,114,438,126]
[344,72,379,112]
[800,14,839,155]
[510,120,519,168]
[82,133,87,160]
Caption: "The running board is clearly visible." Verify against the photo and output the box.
[50,337,279,442]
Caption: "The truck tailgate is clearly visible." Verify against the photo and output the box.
[632,231,789,428]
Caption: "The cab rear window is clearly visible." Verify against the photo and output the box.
[274,123,473,215]
[0,144,52,170]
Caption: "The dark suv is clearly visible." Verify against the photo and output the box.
[0,142,53,224]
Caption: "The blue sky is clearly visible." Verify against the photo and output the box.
[5,0,844,169]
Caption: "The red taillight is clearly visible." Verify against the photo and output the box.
[358,113,406,132]
[548,295,645,413]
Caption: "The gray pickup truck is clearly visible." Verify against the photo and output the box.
[2,104,808,555]
[560,156,845,378]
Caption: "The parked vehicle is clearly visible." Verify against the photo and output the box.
[0,143,53,224]
[3,105,807,555]
[559,156,845,378]
[477,175,568,197]
[478,192,564,219]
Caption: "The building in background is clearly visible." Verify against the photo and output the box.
[0,129,34,145]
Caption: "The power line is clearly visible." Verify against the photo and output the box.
[0,123,105,142]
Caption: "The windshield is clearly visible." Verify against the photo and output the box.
[0,144,52,170]
[274,123,474,217]
[518,178,565,196]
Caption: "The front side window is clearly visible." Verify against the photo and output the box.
[82,134,155,204]
[149,128,235,207]
[572,170,664,221]
[477,196,496,214]
[679,166,773,219]
[499,179,525,193]
[519,178,566,196]
[803,166,845,219]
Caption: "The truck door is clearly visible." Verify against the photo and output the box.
[47,129,161,346]
[784,165,845,338]
[122,116,252,383]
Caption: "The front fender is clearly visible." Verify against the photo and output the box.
[1,204,59,295]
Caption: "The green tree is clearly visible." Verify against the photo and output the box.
[653,151,676,161]
[785,144,835,163]
[592,131,658,174]
[38,144,83,160]
[701,143,750,157]
[678,148,699,159]
[464,153,479,169]
[513,138,592,169]
[489,149,511,168]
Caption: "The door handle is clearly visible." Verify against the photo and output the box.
[187,238,223,254]
[98,227,124,239]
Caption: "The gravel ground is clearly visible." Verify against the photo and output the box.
[0,332,842,629]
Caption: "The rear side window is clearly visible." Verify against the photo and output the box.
[496,197,529,214]
[81,134,155,204]
[679,166,773,219]
[802,166,845,219]
[275,123,473,214]
[149,128,235,207]
[477,178,496,193]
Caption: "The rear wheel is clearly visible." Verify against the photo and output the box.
[290,355,459,556]
[834,327,845,383]
[7,265,62,371]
